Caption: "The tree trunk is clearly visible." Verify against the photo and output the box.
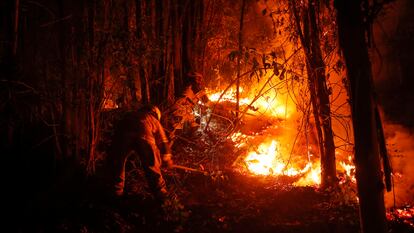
[124,0,138,105]
[182,0,204,75]
[335,1,387,233]
[236,0,246,119]
[290,0,337,187]
[136,0,151,104]
[307,0,336,187]
[58,0,71,159]
[0,1,14,66]
[12,0,19,57]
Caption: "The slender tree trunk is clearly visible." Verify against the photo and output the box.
[0,1,14,66]
[12,0,19,57]
[132,0,204,104]
[305,63,326,176]
[301,5,326,186]
[164,1,175,105]
[182,1,204,73]
[58,0,71,159]
[124,0,138,105]
[136,0,151,103]
[236,0,246,119]
[291,0,337,187]
[335,1,387,233]
[308,0,336,187]
[1,0,17,150]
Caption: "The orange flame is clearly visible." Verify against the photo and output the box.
[206,88,291,118]
[243,139,321,185]
[206,85,354,187]
[387,206,414,228]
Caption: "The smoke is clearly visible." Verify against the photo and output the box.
[369,0,414,208]
[383,123,414,208]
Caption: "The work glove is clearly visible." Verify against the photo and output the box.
[162,153,174,169]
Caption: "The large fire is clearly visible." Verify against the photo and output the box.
[206,87,291,119]
[206,87,354,187]
[206,86,414,228]
[244,139,321,184]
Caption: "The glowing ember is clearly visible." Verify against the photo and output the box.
[387,206,414,228]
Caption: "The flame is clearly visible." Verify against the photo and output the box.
[207,88,251,106]
[387,206,414,228]
[244,140,282,176]
[206,82,354,187]
[295,164,321,186]
[241,139,321,186]
[339,157,356,183]
[207,86,323,185]
[206,88,290,118]
[229,128,357,186]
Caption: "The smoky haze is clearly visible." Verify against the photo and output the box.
[371,0,414,207]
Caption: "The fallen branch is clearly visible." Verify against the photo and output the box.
[172,164,209,175]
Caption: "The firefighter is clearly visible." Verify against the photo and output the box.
[106,105,174,202]
[167,72,210,137]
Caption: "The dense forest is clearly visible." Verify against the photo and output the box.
[1,0,413,232]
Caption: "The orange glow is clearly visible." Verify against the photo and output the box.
[244,140,283,175]
[241,138,321,186]
[339,156,356,183]
[387,206,414,228]
[207,87,250,106]
[207,80,354,187]
[206,86,291,119]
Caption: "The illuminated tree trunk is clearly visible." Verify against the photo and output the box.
[135,0,151,104]
[236,0,246,119]
[291,0,337,188]
[84,0,107,174]
[124,1,138,105]
[335,1,387,233]
[307,0,336,188]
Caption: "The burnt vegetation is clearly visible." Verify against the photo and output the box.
[1,0,413,233]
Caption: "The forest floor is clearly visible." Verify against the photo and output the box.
[17,111,414,233]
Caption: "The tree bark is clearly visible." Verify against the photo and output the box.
[335,1,387,233]
[124,0,138,105]
[12,0,19,57]
[290,0,337,187]
[58,0,71,159]
[307,0,336,187]
[136,0,151,103]
[236,0,246,119]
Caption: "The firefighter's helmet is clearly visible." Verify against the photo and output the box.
[150,105,162,121]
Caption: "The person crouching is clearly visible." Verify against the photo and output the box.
[106,105,174,203]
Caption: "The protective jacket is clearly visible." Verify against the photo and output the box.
[107,109,171,199]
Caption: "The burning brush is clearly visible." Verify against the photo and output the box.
[387,205,414,228]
